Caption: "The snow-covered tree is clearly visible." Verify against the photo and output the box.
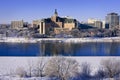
[16,67,27,77]
[101,58,120,78]
[44,57,79,80]
[94,67,107,79]
[79,62,92,80]
[33,57,47,77]
[27,60,34,77]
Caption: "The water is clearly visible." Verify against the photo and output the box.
[0,42,120,56]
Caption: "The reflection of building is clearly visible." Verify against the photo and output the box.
[106,13,119,29]
[40,43,45,56]
[33,9,78,35]
[11,20,24,29]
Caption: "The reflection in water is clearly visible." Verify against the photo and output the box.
[39,42,81,56]
[104,42,119,55]
[0,42,120,56]
[91,43,98,55]
[38,42,120,56]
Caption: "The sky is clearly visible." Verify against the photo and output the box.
[0,0,120,23]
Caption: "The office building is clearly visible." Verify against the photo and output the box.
[94,21,103,29]
[11,20,24,29]
[87,18,103,29]
[106,13,119,29]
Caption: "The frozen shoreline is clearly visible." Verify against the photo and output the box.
[0,37,120,43]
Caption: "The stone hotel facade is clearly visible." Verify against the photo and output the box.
[33,9,78,35]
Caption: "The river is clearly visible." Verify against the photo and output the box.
[0,42,120,56]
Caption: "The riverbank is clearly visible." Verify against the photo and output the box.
[0,37,36,43]
[0,37,120,43]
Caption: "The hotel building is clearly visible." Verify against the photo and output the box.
[33,9,78,35]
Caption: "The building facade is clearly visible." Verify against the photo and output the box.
[87,18,103,29]
[33,20,41,28]
[94,21,103,29]
[106,13,119,29]
[11,20,24,29]
[39,21,46,34]
[33,9,78,35]
[88,18,97,24]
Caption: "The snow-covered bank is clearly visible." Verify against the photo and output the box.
[63,37,120,43]
[0,76,116,80]
[0,37,120,43]
[0,76,52,80]
[0,37,36,43]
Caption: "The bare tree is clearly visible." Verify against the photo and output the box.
[44,57,79,80]
[80,62,92,79]
[34,57,46,77]
[27,60,34,77]
[101,58,120,78]
[94,67,107,80]
[71,29,81,38]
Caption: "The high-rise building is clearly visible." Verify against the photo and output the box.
[105,13,119,29]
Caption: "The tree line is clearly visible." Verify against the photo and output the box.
[9,57,120,80]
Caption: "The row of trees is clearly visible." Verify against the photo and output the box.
[0,26,39,38]
[70,28,120,38]
[1,24,120,38]
[10,57,120,80]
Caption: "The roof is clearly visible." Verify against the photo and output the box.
[41,16,76,23]
[107,13,118,15]
[64,18,76,23]
[41,18,52,23]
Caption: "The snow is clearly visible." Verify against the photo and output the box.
[0,57,119,80]
[0,57,119,75]
[0,76,52,80]
[0,37,120,43]
[0,37,36,43]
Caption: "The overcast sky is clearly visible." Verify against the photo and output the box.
[0,0,120,23]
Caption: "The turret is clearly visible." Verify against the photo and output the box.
[54,9,58,17]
